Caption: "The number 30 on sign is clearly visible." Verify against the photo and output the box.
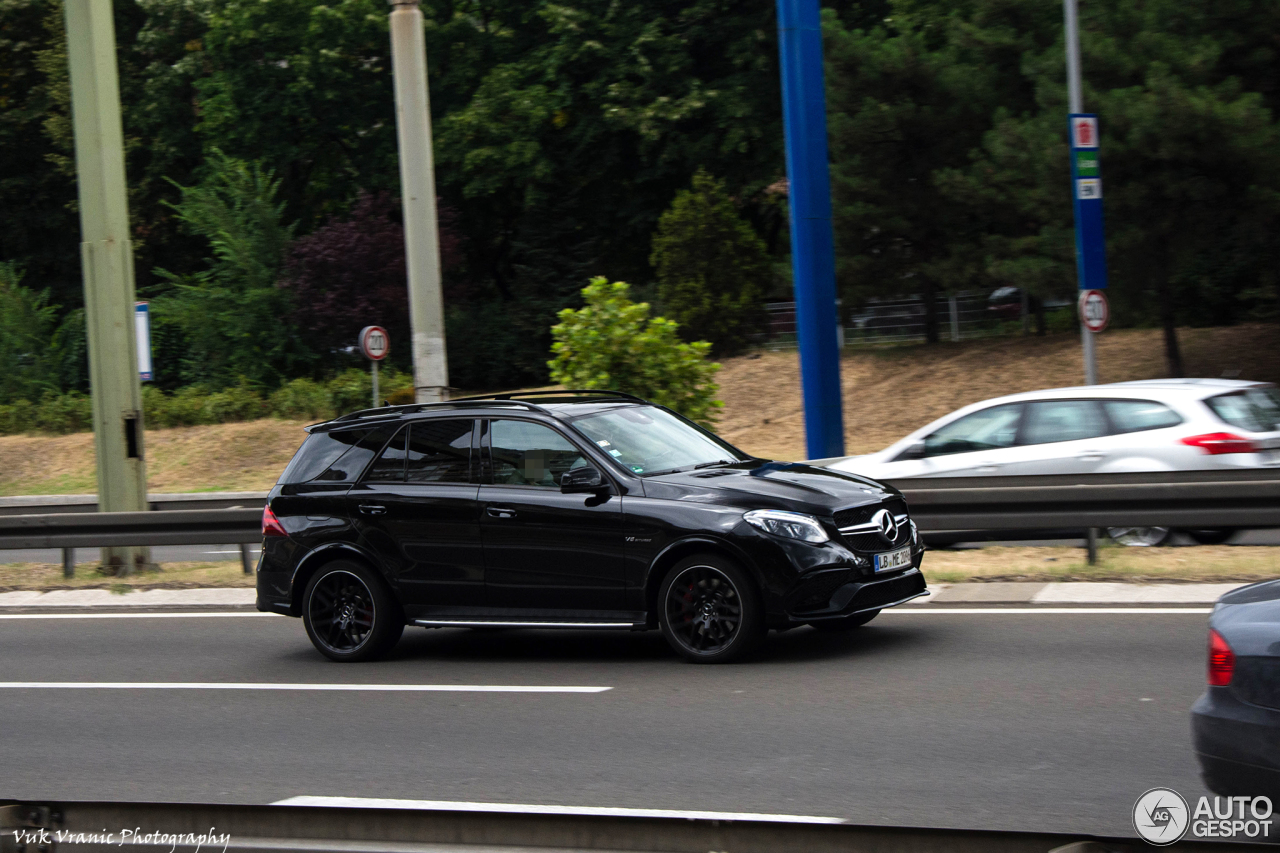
[1078,289,1109,334]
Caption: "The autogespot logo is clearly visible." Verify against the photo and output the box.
[1133,788,1275,844]
[1133,788,1190,846]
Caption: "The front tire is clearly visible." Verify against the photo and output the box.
[810,609,880,632]
[658,554,765,664]
[302,560,403,662]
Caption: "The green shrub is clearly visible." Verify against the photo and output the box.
[269,378,332,420]
[34,391,93,434]
[203,380,267,423]
[548,277,722,426]
[328,368,372,415]
[0,399,36,435]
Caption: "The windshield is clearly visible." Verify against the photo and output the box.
[567,405,749,476]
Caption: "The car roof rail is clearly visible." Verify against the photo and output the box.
[453,389,647,404]
[327,398,549,425]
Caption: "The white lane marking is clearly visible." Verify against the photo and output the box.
[0,682,611,693]
[884,607,1211,614]
[0,612,273,620]
[270,796,845,824]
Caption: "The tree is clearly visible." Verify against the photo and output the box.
[650,169,770,354]
[549,277,722,425]
[0,262,60,402]
[151,150,301,387]
[281,191,464,374]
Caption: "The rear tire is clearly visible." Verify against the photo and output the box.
[658,554,765,664]
[302,560,403,662]
[1184,528,1236,546]
[810,609,880,632]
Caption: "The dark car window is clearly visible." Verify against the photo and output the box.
[366,426,409,482]
[1103,400,1183,433]
[406,420,473,483]
[924,404,1022,457]
[489,420,586,488]
[279,428,375,484]
[1206,389,1280,433]
[1020,400,1108,445]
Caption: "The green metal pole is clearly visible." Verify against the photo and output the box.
[64,0,150,575]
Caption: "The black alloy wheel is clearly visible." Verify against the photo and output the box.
[810,608,880,632]
[658,555,764,664]
[303,560,403,662]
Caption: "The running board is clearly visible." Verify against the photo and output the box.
[413,619,644,630]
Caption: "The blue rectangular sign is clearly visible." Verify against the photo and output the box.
[1068,114,1107,290]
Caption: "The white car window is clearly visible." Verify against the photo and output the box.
[924,404,1022,457]
[1102,400,1183,433]
[1021,400,1107,445]
[1206,390,1280,433]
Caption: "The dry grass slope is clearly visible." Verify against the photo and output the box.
[0,324,1275,495]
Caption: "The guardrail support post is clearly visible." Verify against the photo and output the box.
[62,548,75,579]
[240,544,254,575]
[1086,528,1098,565]
[949,295,960,341]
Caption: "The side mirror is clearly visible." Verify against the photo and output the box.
[900,439,927,461]
[561,466,608,494]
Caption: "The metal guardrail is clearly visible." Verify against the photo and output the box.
[889,469,1280,533]
[0,471,1275,556]
[0,491,268,517]
[0,800,1254,853]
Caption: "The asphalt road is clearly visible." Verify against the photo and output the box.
[0,608,1214,837]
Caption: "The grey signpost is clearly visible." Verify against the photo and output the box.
[64,0,150,575]
[359,326,390,407]
[1064,0,1110,563]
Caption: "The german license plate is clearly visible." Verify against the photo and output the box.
[874,546,912,573]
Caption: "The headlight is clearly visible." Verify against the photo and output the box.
[743,509,830,544]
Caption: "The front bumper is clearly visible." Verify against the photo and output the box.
[1191,686,1280,799]
[785,565,927,624]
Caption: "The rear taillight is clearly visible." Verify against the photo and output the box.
[1208,629,1235,686]
[1180,432,1258,455]
[262,505,288,538]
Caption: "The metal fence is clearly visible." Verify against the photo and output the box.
[763,292,1061,349]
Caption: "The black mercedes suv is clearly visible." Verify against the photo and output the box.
[256,391,927,663]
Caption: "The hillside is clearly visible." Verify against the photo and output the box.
[0,324,1275,495]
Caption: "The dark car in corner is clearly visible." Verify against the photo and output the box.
[256,391,927,663]
[1192,579,1280,799]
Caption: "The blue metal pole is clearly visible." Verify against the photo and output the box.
[776,0,844,459]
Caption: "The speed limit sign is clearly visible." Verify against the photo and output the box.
[1078,290,1109,334]
[359,326,390,361]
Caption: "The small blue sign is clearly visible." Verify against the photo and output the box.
[1069,114,1107,290]
[135,302,153,381]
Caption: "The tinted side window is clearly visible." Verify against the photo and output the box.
[490,420,586,487]
[1021,400,1107,445]
[1103,400,1183,433]
[311,425,397,482]
[924,404,1022,457]
[406,420,474,483]
[366,427,409,482]
[279,428,371,484]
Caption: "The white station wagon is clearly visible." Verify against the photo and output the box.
[824,379,1280,545]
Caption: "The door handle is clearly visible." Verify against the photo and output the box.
[358,504,387,516]
[975,461,1000,473]
[487,507,517,519]
[1077,450,1106,461]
